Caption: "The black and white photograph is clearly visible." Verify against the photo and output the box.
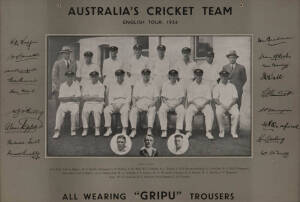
[46,35,252,157]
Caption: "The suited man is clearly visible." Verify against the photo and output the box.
[139,134,158,157]
[51,46,77,108]
[222,50,247,109]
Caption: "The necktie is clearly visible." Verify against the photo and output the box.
[67,60,70,69]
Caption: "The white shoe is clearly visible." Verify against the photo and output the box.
[52,130,60,139]
[219,131,225,138]
[104,128,112,137]
[206,132,214,140]
[232,133,239,139]
[95,129,100,136]
[71,130,76,136]
[186,132,192,138]
[129,130,136,138]
[82,129,88,137]
[161,131,167,138]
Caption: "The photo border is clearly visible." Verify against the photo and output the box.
[45,34,253,159]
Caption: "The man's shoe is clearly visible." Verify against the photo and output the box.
[71,130,77,136]
[219,131,225,138]
[52,130,60,139]
[206,132,214,140]
[104,128,112,137]
[82,129,88,137]
[95,129,100,136]
[232,133,239,139]
[129,130,136,138]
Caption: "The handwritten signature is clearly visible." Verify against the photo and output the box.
[256,134,285,144]
[8,52,40,62]
[9,88,35,95]
[258,107,292,114]
[261,120,300,131]
[4,117,43,133]
[4,67,37,74]
[257,36,293,46]
[10,36,39,50]
[261,63,289,70]
[10,106,44,120]
[7,149,40,160]
[261,88,293,97]
[260,72,283,81]
[258,53,291,61]
[260,150,289,158]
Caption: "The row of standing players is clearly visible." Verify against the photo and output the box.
[51,44,247,140]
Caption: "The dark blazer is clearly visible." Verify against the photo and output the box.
[51,59,77,92]
[222,63,247,95]
[139,147,158,157]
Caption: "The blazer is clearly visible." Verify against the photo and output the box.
[139,147,158,157]
[222,63,247,95]
[51,59,77,92]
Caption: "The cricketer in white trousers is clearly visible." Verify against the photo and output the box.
[104,81,131,128]
[81,81,105,129]
[54,81,81,132]
[130,79,159,129]
[55,102,79,131]
[158,80,185,131]
[185,81,214,132]
[130,99,156,128]
[213,82,240,134]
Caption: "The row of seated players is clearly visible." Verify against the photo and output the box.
[52,67,239,140]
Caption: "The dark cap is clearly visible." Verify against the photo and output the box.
[219,70,230,77]
[84,51,93,57]
[65,71,75,77]
[181,47,191,54]
[133,44,143,50]
[141,68,151,75]
[157,44,166,51]
[115,69,125,76]
[168,69,178,76]
[206,51,214,57]
[194,68,203,76]
[110,46,118,52]
[89,71,99,77]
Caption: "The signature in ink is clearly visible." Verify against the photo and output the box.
[10,36,39,50]
[4,117,43,133]
[7,149,40,160]
[8,52,40,62]
[257,36,293,46]
[261,88,293,97]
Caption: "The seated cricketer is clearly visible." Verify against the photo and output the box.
[185,69,214,139]
[213,70,240,139]
[139,134,158,157]
[104,69,131,136]
[129,68,159,138]
[158,69,185,138]
[81,71,105,137]
[52,71,81,138]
